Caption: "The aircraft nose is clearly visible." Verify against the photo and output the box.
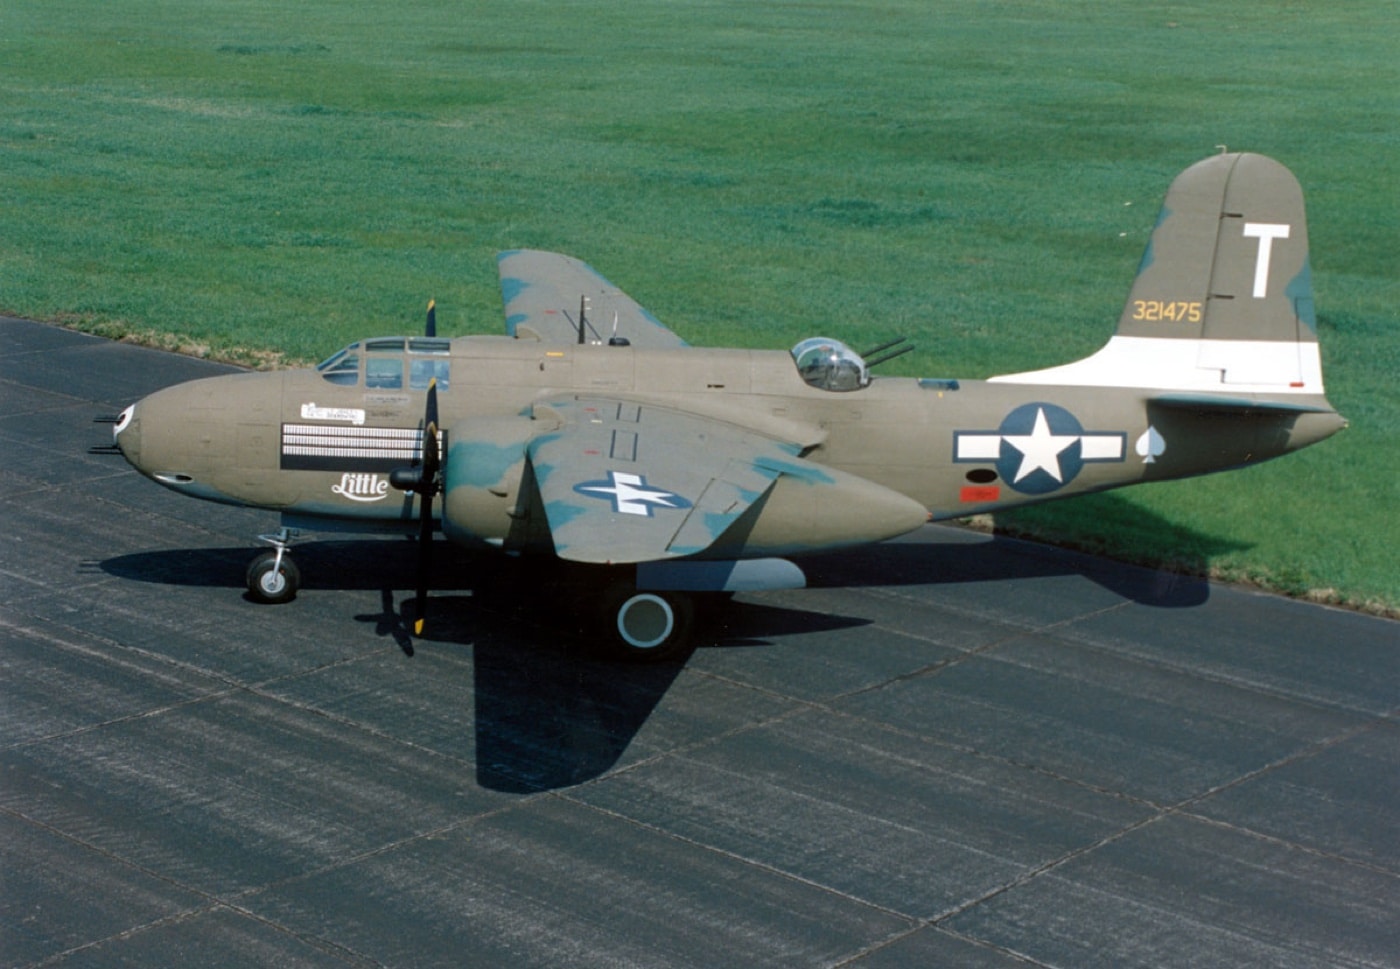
[113,404,141,467]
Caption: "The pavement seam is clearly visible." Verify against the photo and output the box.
[2,806,380,969]
[1039,623,1393,719]
[837,712,1400,968]
[551,788,923,926]
[1171,711,1400,880]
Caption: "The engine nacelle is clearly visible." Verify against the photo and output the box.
[440,416,542,550]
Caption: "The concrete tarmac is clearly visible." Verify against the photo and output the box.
[2,317,1396,968]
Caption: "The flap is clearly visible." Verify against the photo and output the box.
[498,249,689,349]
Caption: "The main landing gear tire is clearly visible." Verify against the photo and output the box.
[601,583,694,663]
[246,550,300,604]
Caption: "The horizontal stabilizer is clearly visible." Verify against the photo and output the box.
[1150,394,1337,415]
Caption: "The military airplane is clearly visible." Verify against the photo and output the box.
[111,152,1344,660]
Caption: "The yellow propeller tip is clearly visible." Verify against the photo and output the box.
[414,618,425,635]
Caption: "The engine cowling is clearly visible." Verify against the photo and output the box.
[440,416,543,550]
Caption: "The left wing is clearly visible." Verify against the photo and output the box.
[527,397,802,564]
[498,249,690,349]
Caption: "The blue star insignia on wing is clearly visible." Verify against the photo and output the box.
[573,471,693,517]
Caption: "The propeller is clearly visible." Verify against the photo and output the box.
[388,379,441,634]
[390,299,443,635]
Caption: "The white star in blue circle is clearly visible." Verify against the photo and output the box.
[954,403,1127,496]
[574,470,693,517]
[996,404,1085,494]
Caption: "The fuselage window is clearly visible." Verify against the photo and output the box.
[410,358,450,391]
[366,357,404,390]
[365,337,407,353]
[319,351,360,385]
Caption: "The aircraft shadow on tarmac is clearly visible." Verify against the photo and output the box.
[98,491,1232,609]
[98,542,866,792]
[427,594,697,793]
[99,506,1234,792]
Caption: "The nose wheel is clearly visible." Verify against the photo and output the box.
[246,529,301,604]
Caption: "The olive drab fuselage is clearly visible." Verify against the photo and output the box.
[114,332,1342,559]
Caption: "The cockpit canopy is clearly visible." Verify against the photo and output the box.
[316,337,452,390]
[791,337,869,392]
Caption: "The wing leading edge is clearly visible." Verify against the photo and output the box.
[498,249,690,349]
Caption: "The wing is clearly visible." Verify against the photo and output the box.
[527,397,802,564]
[498,249,690,349]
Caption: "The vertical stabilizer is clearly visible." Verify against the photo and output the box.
[993,153,1324,395]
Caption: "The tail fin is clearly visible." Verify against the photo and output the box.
[993,152,1325,395]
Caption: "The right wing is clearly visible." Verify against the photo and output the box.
[498,249,690,349]
[526,396,798,564]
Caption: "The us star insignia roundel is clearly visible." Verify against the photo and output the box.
[573,470,693,517]
[954,403,1126,495]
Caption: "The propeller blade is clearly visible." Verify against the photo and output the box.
[425,299,437,338]
[421,379,440,480]
[412,378,441,635]
[414,490,433,635]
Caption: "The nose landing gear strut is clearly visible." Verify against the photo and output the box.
[246,528,301,604]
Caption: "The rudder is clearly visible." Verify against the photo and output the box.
[994,152,1324,394]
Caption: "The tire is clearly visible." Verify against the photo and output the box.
[246,550,300,604]
[601,583,694,663]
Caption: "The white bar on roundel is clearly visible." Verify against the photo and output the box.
[955,434,1003,461]
[1079,435,1125,460]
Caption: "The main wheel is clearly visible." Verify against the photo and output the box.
[246,550,300,604]
[601,583,694,663]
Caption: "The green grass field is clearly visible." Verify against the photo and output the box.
[3,0,1397,612]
